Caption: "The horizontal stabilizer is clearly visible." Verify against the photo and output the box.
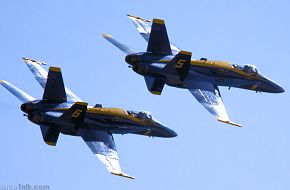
[0,80,35,102]
[147,19,172,55]
[102,34,135,55]
[43,67,67,102]
[40,125,60,146]
[144,76,165,95]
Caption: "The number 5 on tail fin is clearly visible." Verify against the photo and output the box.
[163,51,192,79]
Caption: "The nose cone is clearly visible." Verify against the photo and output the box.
[262,80,285,93]
[155,124,177,138]
[273,84,285,93]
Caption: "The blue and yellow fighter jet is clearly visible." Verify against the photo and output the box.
[0,58,177,179]
[102,14,285,127]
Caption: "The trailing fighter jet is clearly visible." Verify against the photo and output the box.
[102,14,285,127]
[0,58,177,179]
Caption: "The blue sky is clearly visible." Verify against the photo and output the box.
[1,0,290,189]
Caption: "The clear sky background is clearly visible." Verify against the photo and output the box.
[0,0,290,189]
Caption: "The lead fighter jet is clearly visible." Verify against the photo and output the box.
[0,58,177,179]
[102,14,285,127]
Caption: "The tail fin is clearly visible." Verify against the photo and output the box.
[23,58,81,102]
[0,80,35,102]
[102,34,135,55]
[42,67,67,102]
[59,102,88,126]
[163,51,192,78]
[147,19,172,55]
[127,14,181,54]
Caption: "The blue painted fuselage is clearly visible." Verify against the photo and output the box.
[125,53,284,93]
[21,100,177,138]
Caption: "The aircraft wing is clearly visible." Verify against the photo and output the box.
[102,34,135,55]
[79,129,135,179]
[186,81,241,127]
[23,58,81,102]
[127,14,181,54]
[0,80,35,102]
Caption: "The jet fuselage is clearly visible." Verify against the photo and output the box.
[125,52,284,93]
[21,100,177,138]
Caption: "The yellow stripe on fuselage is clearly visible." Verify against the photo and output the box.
[159,59,261,80]
[54,107,152,126]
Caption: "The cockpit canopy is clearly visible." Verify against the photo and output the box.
[233,64,261,75]
[127,110,154,122]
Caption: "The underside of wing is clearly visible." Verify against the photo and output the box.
[23,58,81,102]
[79,129,134,179]
[187,81,241,127]
[102,34,135,55]
[0,80,35,102]
[127,14,180,54]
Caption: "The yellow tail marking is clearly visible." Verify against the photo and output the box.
[153,19,164,25]
[180,51,192,56]
[45,141,56,146]
[76,102,88,106]
[151,91,161,95]
[49,67,61,72]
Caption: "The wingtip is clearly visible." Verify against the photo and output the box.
[101,33,112,38]
[0,80,6,84]
[22,57,46,65]
[127,14,152,22]
[217,118,242,127]
[111,172,135,179]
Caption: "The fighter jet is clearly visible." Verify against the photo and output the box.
[0,58,177,179]
[102,14,285,127]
